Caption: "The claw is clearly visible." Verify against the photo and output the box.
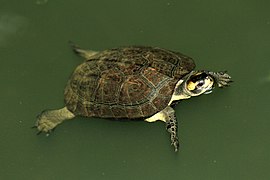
[171,137,179,152]
[172,142,179,152]
[68,41,80,53]
[34,107,74,136]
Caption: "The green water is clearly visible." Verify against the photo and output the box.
[1,0,270,179]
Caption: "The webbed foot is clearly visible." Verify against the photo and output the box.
[166,118,179,152]
[35,110,61,134]
[208,71,232,88]
[165,107,179,152]
[34,107,75,135]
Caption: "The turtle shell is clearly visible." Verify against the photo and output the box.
[64,46,195,119]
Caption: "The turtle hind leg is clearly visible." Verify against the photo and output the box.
[69,41,98,60]
[35,107,75,134]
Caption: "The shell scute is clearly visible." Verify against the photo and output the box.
[119,75,151,105]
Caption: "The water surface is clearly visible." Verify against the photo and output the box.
[1,1,270,179]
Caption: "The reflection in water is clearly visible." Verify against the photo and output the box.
[0,13,28,47]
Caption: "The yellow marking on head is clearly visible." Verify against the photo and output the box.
[187,81,196,91]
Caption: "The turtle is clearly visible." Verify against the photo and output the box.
[35,44,232,152]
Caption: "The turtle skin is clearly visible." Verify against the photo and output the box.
[64,46,195,119]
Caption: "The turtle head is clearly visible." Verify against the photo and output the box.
[169,70,231,105]
[183,71,215,97]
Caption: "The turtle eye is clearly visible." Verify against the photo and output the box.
[196,80,205,87]
[186,73,214,96]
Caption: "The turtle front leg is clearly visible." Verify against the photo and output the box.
[164,107,179,152]
[207,71,232,88]
[145,106,179,152]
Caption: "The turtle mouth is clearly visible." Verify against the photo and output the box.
[204,87,213,94]
[203,82,215,94]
